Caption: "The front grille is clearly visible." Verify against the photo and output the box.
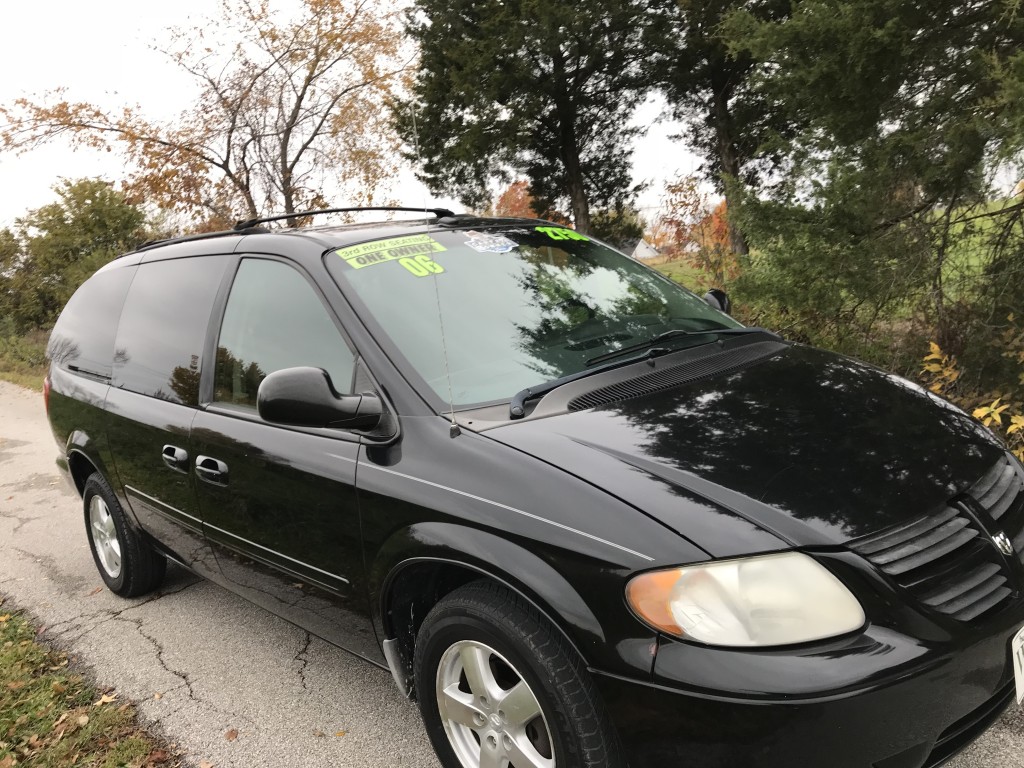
[850,454,1024,622]
[850,505,1012,621]
[968,454,1024,562]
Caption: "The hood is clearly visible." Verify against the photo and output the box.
[488,344,1005,558]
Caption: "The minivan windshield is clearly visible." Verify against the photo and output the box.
[326,226,741,408]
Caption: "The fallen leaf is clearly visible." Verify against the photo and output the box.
[199,762,215,768]
[334,730,347,737]
[93,693,117,706]
[312,729,325,738]
[0,754,15,768]
[27,734,42,749]
[86,587,102,597]
[0,614,10,623]
[224,728,238,742]
[6,680,25,691]
[76,715,89,727]
[51,681,66,694]
[146,748,170,764]
[153,692,163,700]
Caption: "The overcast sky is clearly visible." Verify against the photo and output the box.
[0,0,701,229]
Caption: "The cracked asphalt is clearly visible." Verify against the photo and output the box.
[1,378,1022,767]
[0,381,438,767]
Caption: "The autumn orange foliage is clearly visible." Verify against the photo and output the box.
[0,0,405,227]
[489,181,571,224]
[649,174,739,285]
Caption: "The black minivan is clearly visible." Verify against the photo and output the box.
[46,209,1024,768]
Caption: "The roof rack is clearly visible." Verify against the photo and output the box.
[136,226,268,253]
[233,206,456,231]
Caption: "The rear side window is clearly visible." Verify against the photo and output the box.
[113,256,231,405]
[48,264,137,381]
[213,258,355,408]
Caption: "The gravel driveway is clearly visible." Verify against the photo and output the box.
[0,379,1020,767]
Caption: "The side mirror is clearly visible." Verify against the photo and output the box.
[704,288,732,315]
[257,366,382,430]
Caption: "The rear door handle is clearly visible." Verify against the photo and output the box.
[162,445,189,473]
[195,455,229,485]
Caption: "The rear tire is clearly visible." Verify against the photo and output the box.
[83,473,166,597]
[414,580,624,768]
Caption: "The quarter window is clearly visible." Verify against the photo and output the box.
[214,258,355,409]
[49,263,136,381]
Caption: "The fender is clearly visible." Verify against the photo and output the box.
[64,428,138,532]
[369,521,658,695]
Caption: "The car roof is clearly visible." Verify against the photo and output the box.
[125,212,561,264]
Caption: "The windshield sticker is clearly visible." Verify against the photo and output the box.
[335,234,447,270]
[399,254,445,277]
[535,226,589,242]
[464,231,519,253]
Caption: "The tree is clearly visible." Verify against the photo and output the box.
[489,179,571,223]
[645,0,792,259]
[0,179,147,329]
[396,0,650,234]
[721,0,1024,385]
[651,174,736,285]
[591,205,646,252]
[1,0,405,226]
[492,181,540,219]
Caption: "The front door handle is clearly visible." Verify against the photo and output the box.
[195,455,229,485]
[162,445,189,473]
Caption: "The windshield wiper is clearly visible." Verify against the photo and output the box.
[508,351,662,418]
[508,326,780,419]
[584,327,777,367]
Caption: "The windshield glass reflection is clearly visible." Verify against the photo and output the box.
[328,227,739,407]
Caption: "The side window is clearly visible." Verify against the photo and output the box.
[48,263,137,380]
[214,258,355,409]
[113,255,231,405]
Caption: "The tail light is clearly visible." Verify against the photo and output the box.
[43,373,51,414]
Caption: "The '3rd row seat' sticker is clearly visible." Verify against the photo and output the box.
[336,235,446,277]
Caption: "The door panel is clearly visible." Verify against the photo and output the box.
[105,254,231,577]
[191,413,380,661]
[191,255,379,661]
[105,390,218,575]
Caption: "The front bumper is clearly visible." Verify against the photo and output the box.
[596,609,1023,768]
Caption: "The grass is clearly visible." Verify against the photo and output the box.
[0,329,47,392]
[650,258,707,289]
[0,601,177,768]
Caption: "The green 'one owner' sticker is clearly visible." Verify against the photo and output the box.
[336,234,447,270]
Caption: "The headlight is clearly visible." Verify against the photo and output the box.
[625,552,865,647]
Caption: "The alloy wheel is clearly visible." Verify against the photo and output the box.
[435,639,554,768]
[89,495,122,578]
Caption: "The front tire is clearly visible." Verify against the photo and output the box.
[414,580,623,768]
[83,473,166,597]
